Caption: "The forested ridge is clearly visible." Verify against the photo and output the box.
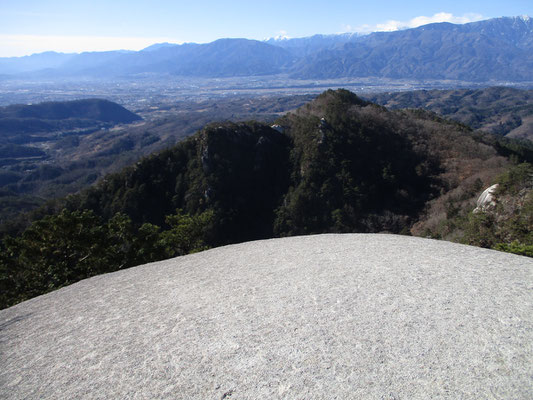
[363,87,533,141]
[1,89,532,309]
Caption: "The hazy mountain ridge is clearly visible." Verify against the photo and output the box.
[0,17,532,82]
[0,51,77,74]
[2,39,295,79]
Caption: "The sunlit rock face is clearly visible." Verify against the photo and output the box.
[1,234,532,399]
[474,184,499,213]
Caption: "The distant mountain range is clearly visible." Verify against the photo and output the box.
[0,16,532,82]
[287,16,533,81]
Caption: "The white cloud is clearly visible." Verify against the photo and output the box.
[267,30,291,41]
[349,12,484,34]
[0,35,181,57]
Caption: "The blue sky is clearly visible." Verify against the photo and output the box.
[0,0,532,57]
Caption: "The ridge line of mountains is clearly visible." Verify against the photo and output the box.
[1,16,532,82]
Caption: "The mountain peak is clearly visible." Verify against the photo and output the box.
[509,15,532,23]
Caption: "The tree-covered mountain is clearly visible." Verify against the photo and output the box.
[0,99,142,166]
[2,89,532,308]
[0,98,141,125]
[0,17,532,82]
[0,98,142,148]
[0,99,140,221]
[130,39,295,77]
[363,87,533,140]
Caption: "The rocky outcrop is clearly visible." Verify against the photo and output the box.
[473,184,499,213]
[1,234,532,399]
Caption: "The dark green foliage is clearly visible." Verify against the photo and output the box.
[65,121,292,245]
[489,136,533,164]
[274,90,437,235]
[160,209,214,257]
[68,136,202,226]
[0,208,213,309]
[199,122,292,243]
[496,162,533,194]
[1,210,109,307]
[462,212,499,248]
[494,242,533,257]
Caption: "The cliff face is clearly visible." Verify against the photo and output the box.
[197,122,292,241]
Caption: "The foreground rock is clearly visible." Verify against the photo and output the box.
[1,234,532,399]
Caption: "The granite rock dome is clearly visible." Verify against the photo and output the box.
[1,234,532,399]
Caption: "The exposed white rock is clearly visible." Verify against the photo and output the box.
[270,124,284,133]
[1,234,532,399]
[474,183,499,213]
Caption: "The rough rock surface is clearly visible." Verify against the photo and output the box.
[1,234,532,399]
